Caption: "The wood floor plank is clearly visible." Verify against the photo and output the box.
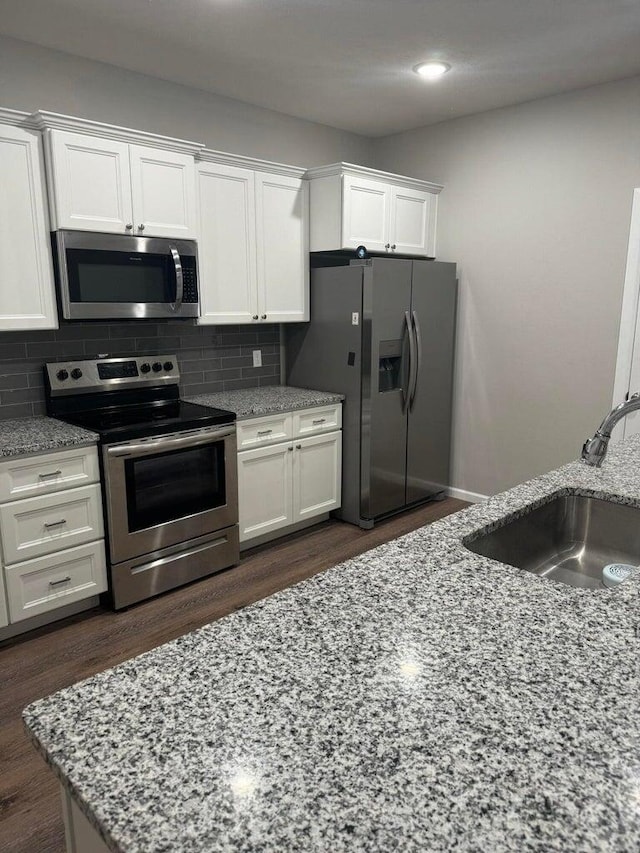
[0,499,467,853]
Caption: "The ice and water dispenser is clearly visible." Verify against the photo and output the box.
[378,339,404,393]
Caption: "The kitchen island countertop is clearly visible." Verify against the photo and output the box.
[23,436,640,852]
[187,384,344,419]
[0,416,99,458]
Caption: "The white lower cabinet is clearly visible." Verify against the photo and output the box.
[5,540,107,623]
[237,405,342,545]
[0,446,107,631]
[238,442,294,541]
[293,432,342,523]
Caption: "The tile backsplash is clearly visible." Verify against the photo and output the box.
[0,321,281,419]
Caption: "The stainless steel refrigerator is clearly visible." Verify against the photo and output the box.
[286,255,457,528]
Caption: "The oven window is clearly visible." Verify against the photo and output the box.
[66,248,174,303]
[125,443,226,532]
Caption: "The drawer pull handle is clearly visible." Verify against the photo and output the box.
[49,576,71,587]
[44,519,67,529]
[312,419,326,425]
[38,470,62,479]
[257,429,273,436]
[296,444,302,449]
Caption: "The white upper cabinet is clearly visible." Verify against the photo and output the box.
[307,163,442,257]
[255,172,308,323]
[129,145,197,238]
[197,152,309,325]
[47,131,132,234]
[35,112,203,239]
[0,112,58,331]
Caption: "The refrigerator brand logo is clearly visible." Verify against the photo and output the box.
[352,312,359,325]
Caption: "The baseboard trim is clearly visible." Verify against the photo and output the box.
[447,486,488,504]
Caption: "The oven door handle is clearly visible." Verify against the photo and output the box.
[169,245,184,313]
[106,426,235,457]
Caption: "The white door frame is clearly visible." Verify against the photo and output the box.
[612,188,640,413]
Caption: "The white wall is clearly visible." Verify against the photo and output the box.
[374,76,640,497]
[0,35,374,167]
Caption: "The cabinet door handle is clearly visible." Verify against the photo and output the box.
[385,243,390,250]
[252,315,259,320]
[138,224,145,231]
[49,576,71,587]
[38,470,62,480]
[391,244,396,250]
[312,418,326,425]
[296,444,302,449]
[44,519,67,528]
[257,429,273,436]
[125,223,133,230]
[288,446,293,451]
[261,314,267,320]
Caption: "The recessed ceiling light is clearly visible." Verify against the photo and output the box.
[414,61,451,81]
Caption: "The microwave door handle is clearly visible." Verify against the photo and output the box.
[169,246,184,312]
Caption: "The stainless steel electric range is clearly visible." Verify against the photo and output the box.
[45,355,239,609]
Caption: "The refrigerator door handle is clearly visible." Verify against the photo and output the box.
[403,310,417,411]
[410,309,422,409]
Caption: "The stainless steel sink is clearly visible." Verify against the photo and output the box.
[464,493,640,589]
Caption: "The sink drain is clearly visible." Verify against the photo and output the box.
[602,563,638,588]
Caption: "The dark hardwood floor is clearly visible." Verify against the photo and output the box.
[0,498,467,853]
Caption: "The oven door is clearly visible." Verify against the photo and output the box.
[103,425,238,565]
[55,230,199,320]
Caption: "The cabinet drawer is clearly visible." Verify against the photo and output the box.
[5,540,107,623]
[236,413,292,449]
[0,445,99,502]
[0,484,104,565]
[292,405,342,438]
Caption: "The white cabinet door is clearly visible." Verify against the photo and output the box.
[293,431,342,523]
[255,173,309,323]
[0,560,8,628]
[237,443,293,542]
[390,185,435,256]
[0,126,58,330]
[48,130,133,233]
[197,163,258,324]
[342,175,391,252]
[129,145,197,239]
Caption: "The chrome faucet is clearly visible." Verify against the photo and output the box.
[581,393,640,466]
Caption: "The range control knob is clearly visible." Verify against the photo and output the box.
[56,369,69,382]
[163,361,174,372]
[152,362,162,372]
[140,362,151,374]
[70,368,83,380]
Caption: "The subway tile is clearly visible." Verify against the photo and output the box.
[0,402,35,420]
[259,376,280,387]
[223,378,262,391]
[0,342,28,360]
[220,356,253,369]
[203,368,242,383]
[178,371,205,386]
[0,360,40,375]
[242,365,279,379]
[182,380,224,396]
[136,337,181,353]
[26,341,85,359]
[0,373,31,391]
[218,333,259,346]
[85,339,137,357]
[108,323,160,339]
[1,387,43,405]
[207,347,241,359]
[32,400,47,415]
[56,324,113,340]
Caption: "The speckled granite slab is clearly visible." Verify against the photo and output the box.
[0,417,98,458]
[23,436,640,852]
[187,385,343,419]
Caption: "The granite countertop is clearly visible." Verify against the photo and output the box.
[187,385,344,419]
[23,437,640,852]
[0,417,99,458]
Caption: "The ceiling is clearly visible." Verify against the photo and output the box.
[1,0,640,137]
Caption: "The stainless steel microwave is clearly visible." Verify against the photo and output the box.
[52,230,199,320]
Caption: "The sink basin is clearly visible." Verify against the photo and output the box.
[464,493,640,589]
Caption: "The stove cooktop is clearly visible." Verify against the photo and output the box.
[58,399,235,443]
